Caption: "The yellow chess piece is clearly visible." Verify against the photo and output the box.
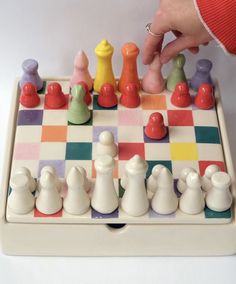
[94,39,116,92]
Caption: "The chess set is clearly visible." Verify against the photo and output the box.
[0,39,236,256]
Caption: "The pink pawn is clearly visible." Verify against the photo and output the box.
[45,82,66,109]
[142,53,165,94]
[120,83,140,108]
[145,112,167,140]
[171,82,192,108]
[194,83,215,110]
[20,83,40,108]
[77,81,92,105]
[70,50,93,91]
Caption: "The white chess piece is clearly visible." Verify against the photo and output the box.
[63,167,90,215]
[177,167,197,194]
[91,155,119,214]
[206,172,232,212]
[201,164,220,192]
[151,167,178,214]
[147,164,165,193]
[8,174,35,214]
[36,171,62,214]
[39,166,61,192]
[15,167,36,193]
[120,170,128,189]
[77,166,90,192]
[179,172,205,215]
[121,155,149,217]
[96,131,118,158]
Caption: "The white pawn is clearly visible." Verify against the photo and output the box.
[39,166,61,192]
[179,172,205,215]
[121,155,149,217]
[177,167,197,194]
[15,167,36,193]
[96,131,118,158]
[147,164,165,193]
[206,172,232,212]
[77,166,90,192]
[91,155,119,214]
[8,174,35,214]
[201,164,220,192]
[36,171,62,214]
[63,167,90,215]
[151,168,178,214]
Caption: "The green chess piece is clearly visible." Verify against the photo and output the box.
[166,54,187,92]
[68,85,91,124]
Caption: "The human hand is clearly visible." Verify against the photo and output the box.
[143,0,213,65]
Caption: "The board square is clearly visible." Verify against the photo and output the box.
[167,110,194,126]
[18,110,43,125]
[118,109,143,125]
[43,110,68,125]
[192,110,218,126]
[40,142,66,160]
[146,160,172,177]
[195,126,220,144]
[170,143,198,160]
[145,143,171,160]
[118,143,145,160]
[44,94,69,110]
[197,144,224,161]
[141,94,167,110]
[93,126,118,142]
[38,160,65,178]
[143,127,170,143]
[15,126,42,143]
[41,126,67,142]
[66,142,92,160]
[67,125,92,142]
[169,126,196,143]
[13,143,40,160]
[204,207,231,219]
[93,110,118,126]
[118,126,143,143]
[93,95,117,110]
[198,160,225,176]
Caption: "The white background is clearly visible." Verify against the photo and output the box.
[0,0,236,283]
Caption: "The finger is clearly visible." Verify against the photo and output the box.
[188,46,199,54]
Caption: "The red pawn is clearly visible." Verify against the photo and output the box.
[98,83,118,108]
[120,83,140,108]
[20,83,40,108]
[77,81,92,105]
[194,83,215,110]
[171,82,192,108]
[145,112,167,140]
[45,82,66,109]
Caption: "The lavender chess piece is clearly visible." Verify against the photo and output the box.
[20,59,44,91]
[190,59,213,91]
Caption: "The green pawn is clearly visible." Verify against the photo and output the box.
[166,54,187,92]
[68,85,91,124]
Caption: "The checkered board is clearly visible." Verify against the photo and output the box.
[6,79,232,225]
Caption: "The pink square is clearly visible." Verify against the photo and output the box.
[118,110,143,126]
[13,143,40,160]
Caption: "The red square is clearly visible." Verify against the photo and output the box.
[34,208,63,217]
[199,161,225,176]
[44,94,70,110]
[168,110,193,126]
[118,143,145,160]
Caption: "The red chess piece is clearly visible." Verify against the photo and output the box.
[20,82,40,108]
[194,83,215,110]
[45,82,66,109]
[77,81,92,105]
[171,82,192,108]
[98,83,118,108]
[145,112,167,140]
[120,83,140,108]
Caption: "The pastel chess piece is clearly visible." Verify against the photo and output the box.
[20,59,43,91]
[142,53,165,94]
[121,155,149,217]
[20,83,40,108]
[147,164,165,193]
[201,164,220,192]
[171,82,192,108]
[94,39,116,92]
[45,82,66,109]
[77,81,92,105]
[98,83,118,108]
[15,167,36,193]
[206,172,232,212]
[70,50,93,90]
[96,131,118,158]
[166,54,187,92]
[177,167,197,194]
[118,42,141,93]
[68,85,91,125]
[145,112,167,140]
[190,59,213,91]
[194,83,215,110]
[120,83,140,108]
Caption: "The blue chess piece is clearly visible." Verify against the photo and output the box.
[190,59,213,91]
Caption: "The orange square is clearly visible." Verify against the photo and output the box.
[141,95,167,110]
[41,126,67,142]
[92,159,118,178]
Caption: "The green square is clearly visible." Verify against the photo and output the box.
[118,179,125,198]
[38,81,47,94]
[66,142,92,160]
[146,160,172,177]
[93,95,117,111]
[195,126,220,144]
[68,110,93,126]
[204,206,231,219]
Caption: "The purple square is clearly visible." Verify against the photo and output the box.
[38,160,65,178]
[149,208,176,218]
[18,110,43,125]
[93,126,118,142]
[91,208,119,219]
[174,179,182,198]
[143,127,169,143]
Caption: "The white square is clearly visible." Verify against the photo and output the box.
[93,110,118,126]
[118,126,143,142]
[171,160,200,179]
[145,143,171,160]
[197,144,224,161]
[15,126,42,143]
[43,110,68,125]
[192,110,218,126]
[67,125,92,142]
[169,126,196,143]
[40,142,66,160]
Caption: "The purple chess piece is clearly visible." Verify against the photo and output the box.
[190,59,213,91]
[20,59,44,91]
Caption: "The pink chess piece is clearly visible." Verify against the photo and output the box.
[70,50,93,90]
[142,54,165,94]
